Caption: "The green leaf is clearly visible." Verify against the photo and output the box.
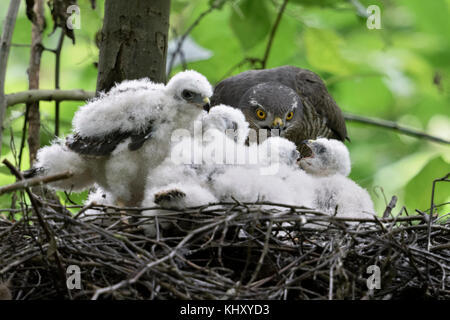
[304,28,354,75]
[404,156,450,215]
[229,0,272,51]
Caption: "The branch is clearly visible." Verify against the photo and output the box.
[261,0,289,69]
[382,195,397,219]
[0,0,21,157]
[344,112,450,145]
[5,89,95,107]
[2,159,69,296]
[428,173,450,251]
[4,89,449,145]
[167,0,227,76]
[0,170,73,195]
[54,30,65,137]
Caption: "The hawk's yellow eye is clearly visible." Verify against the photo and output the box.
[286,111,294,121]
[256,109,266,120]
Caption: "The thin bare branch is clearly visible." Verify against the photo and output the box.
[0,171,73,195]
[344,112,450,145]
[0,0,21,157]
[261,0,289,69]
[6,89,95,107]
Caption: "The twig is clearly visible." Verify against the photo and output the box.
[6,89,95,107]
[344,112,450,145]
[348,0,370,18]
[260,0,289,69]
[383,196,397,219]
[427,173,450,251]
[0,0,21,157]
[167,0,227,76]
[54,30,65,137]
[91,211,241,300]
[0,171,73,195]
[1,159,69,297]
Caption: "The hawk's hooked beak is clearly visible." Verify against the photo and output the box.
[202,97,211,112]
[272,117,284,128]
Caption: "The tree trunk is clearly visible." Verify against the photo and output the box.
[96,0,171,93]
[26,0,45,166]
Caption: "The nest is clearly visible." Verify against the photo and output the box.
[0,190,449,300]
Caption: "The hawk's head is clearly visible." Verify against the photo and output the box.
[238,82,304,138]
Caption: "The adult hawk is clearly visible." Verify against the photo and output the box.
[211,65,349,154]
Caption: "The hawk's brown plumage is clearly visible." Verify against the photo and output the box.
[211,66,348,150]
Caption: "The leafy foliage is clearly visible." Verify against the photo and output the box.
[229,0,272,50]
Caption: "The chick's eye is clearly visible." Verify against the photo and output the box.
[182,90,194,99]
[317,145,326,154]
[256,109,266,120]
[286,111,294,120]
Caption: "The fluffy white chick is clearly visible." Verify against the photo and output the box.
[107,78,164,96]
[144,104,250,196]
[140,104,249,236]
[210,137,315,208]
[298,137,351,177]
[298,138,375,219]
[34,138,94,191]
[32,70,213,207]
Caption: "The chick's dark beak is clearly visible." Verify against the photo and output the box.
[200,97,211,112]
[203,97,211,112]
[298,140,314,159]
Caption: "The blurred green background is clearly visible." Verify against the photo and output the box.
[1,0,449,216]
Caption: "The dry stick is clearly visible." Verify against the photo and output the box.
[6,89,95,107]
[260,0,289,69]
[1,159,70,298]
[383,195,398,219]
[0,171,73,195]
[0,0,21,157]
[248,220,273,285]
[344,112,450,145]
[222,0,290,73]
[166,0,226,76]
[91,211,241,300]
[427,172,450,251]
[18,104,29,169]
[53,31,65,137]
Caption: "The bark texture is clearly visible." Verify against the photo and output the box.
[96,0,171,93]
[26,0,45,166]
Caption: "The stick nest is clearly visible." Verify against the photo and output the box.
[0,194,449,300]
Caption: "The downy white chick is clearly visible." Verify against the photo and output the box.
[210,136,315,208]
[139,105,249,236]
[32,70,213,207]
[298,138,375,220]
